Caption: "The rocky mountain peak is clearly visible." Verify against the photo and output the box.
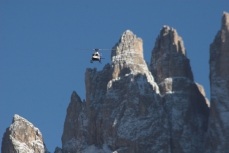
[206,11,229,153]
[110,30,144,70]
[61,91,86,153]
[111,30,143,60]
[150,25,193,84]
[1,114,49,153]
[159,25,186,55]
[222,12,229,31]
[210,11,229,79]
[149,25,209,152]
[59,28,209,153]
[110,30,159,93]
[110,30,144,76]
[60,30,166,153]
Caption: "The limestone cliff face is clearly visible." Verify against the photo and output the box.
[205,12,229,153]
[150,26,209,153]
[1,114,49,153]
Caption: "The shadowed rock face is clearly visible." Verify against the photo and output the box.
[61,91,87,153]
[150,26,193,85]
[150,26,209,153]
[1,114,49,153]
[205,12,229,153]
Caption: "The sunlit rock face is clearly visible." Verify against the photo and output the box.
[205,12,229,153]
[150,26,209,153]
[1,114,49,153]
[111,30,144,78]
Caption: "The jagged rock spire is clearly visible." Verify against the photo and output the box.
[149,25,209,153]
[111,30,143,60]
[150,26,193,84]
[110,30,145,79]
[210,11,229,79]
[61,91,86,153]
[206,11,229,153]
[221,12,229,31]
[1,114,49,153]
[110,30,159,93]
[154,25,186,55]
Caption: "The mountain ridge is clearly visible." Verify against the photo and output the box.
[1,11,229,153]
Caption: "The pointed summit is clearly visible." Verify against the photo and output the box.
[206,11,229,152]
[159,25,186,55]
[1,114,49,153]
[150,26,209,153]
[111,30,143,62]
[210,11,229,79]
[150,25,193,84]
[120,29,134,41]
[71,90,82,102]
[221,12,229,31]
[61,91,87,152]
[110,30,144,78]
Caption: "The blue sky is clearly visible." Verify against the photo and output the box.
[1,1,228,152]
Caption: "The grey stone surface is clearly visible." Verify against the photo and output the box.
[150,26,193,85]
[150,26,209,153]
[1,114,49,153]
[205,12,229,153]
